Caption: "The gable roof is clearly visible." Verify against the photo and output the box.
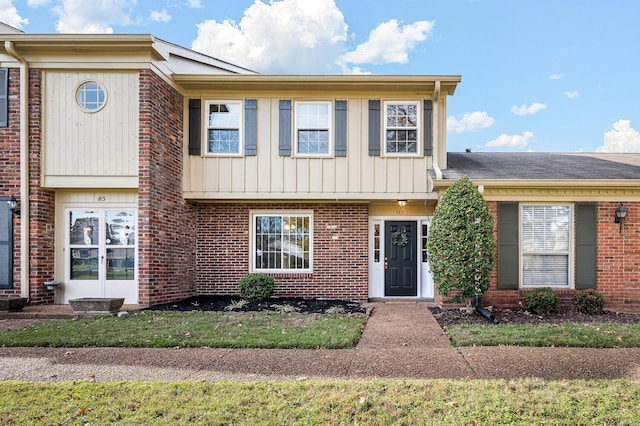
[443,152,640,180]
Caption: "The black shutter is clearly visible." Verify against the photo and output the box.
[334,100,347,157]
[0,196,13,289]
[244,99,257,156]
[188,99,201,155]
[423,100,433,156]
[498,203,519,289]
[368,100,380,156]
[575,203,597,289]
[279,100,292,156]
[0,68,8,128]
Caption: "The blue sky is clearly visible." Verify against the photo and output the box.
[2,0,639,153]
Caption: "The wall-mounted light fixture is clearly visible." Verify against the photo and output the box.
[7,196,20,218]
[614,202,629,234]
[397,200,407,207]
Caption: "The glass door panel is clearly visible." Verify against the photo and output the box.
[69,211,100,281]
[106,248,135,280]
[65,208,138,303]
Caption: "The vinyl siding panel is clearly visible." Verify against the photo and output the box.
[184,97,436,200]
[43,71,139,188]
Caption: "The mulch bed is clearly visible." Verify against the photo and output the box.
[430,306,640,327]
[147,296,366,315]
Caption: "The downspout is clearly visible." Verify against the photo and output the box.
[5,41,29,299]
[431,81,442,180]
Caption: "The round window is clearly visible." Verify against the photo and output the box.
[75,81,107,112]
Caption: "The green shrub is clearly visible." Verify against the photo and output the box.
[573,290,605,314]
[523,287,559,314]
[238,273,275,301]
[427,175,495,303]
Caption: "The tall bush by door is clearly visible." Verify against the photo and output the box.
[427,175,495,303]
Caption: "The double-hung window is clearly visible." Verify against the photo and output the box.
[206,101,242,155]
[252,212,312,272]
[295,102,331,156]
[521,204,571,287]
[384,101,419,155]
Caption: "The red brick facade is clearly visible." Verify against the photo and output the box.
[478,201,640,313]
[195,202,369,301]
[27,69,56,304]
[137,70,197,307]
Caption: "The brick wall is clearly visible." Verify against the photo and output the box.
[195,202,369,301]
[27,69,56,304]
[0,68,21,298]
[596,202,640,312]
[476,201,640,313]
[137,70,196,307]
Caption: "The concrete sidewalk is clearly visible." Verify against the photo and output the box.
[1,302,640,382]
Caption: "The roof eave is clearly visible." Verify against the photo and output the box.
[172,74,461,94]
[0,34,164,61]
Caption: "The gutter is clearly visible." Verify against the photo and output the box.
[4,41,29,300]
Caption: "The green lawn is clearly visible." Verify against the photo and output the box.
[445,323,640,348]
[1,379,639,425]
[0,311,366,349]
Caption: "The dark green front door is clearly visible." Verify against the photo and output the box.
[384,221,417,296]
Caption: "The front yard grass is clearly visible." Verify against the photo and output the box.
[445,323,640,348]
[0,311,366,349]
[2,378,640,425]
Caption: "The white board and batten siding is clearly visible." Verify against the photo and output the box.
[184,97,446,200]
[42,71,139,189]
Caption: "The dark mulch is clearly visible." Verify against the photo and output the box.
[147,295,366,315]
[430,306,640,327]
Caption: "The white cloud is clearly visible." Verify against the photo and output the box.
[187,0,202,7]
[150,9,171,23]
[192,0,348,73]
[595,120,640,153]
[511,102,547,116]
[0,0,29,29]
[447,111,495,133]
[549,73,564,80]
[53,0,134,33]
[341,19,434,65]
[485,131,535,149]
[564,90,580,99]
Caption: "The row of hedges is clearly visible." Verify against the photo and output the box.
[523,288,605,315]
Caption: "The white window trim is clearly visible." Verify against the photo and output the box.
[519,203,574,289]
[75,80,108,113]
[383,100,421,157]
[249,210,314,273]
[204,100,244,157]
[294,101,333,158]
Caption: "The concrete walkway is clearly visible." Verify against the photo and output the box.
[1,302,640,382]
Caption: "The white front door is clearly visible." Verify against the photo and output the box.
[64,209,138,304]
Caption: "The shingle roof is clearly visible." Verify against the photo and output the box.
[442,152,640,180]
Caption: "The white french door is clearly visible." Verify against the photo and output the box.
[64,209,138,304]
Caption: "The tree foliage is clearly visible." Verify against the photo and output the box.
[427,175,495,302]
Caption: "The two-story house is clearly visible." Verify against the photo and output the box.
[1,26,640,312]
[0,26,458,307]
